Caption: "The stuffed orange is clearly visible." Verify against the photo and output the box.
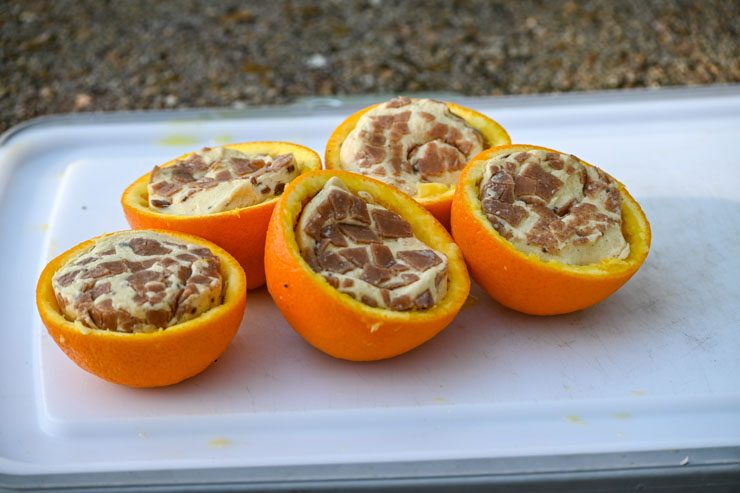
[325,96,510,229]
[265,169,470,361]
[36,229,247,387]
[451,144,651,315]
[122,142,322,289]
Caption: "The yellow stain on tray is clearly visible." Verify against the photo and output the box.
[612,412,632,420]
[156,135,200,147]
[213,134,233,144]
[462,294,479,309]
[630,390,647,397]
[208,437,249,448]
[208,437,233,448]
[138,431,150,439]
[25,223,49,232]
[565,415,588,425]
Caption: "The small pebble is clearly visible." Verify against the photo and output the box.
[305,54,328,69]
[74,93,92,110]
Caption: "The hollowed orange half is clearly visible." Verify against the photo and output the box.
[451,144,651,315]
[324,99,511,229]
[36,230,247,387]
[265,169,471,361]
[121,142,322,289]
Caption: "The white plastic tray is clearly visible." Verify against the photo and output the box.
[1,87,739,490]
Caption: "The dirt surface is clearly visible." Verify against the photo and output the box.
[2,0,739,133]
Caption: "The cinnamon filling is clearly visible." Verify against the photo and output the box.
[479,150,629,265]
[52,231,222,333]
[339,97,486,197]
[148,146,298,215]
[296,177,448,310]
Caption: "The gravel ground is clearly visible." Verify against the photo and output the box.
[2,0,739,134]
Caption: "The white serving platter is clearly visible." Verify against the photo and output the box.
[1,87,739,490]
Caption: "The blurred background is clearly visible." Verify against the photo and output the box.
[2,0,739,134]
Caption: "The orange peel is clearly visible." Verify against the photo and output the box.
[36,229,247,387]
[121,142,322,289]
[265,169,470,361]
[451,144,651,315]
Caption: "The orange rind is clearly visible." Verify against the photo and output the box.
[265,169,471,361]
[121,142,322,289]
[451,144,651,315]
[36,229,247,387]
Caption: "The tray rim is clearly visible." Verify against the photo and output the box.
[1,446,738,491]
[3,83,740,148]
